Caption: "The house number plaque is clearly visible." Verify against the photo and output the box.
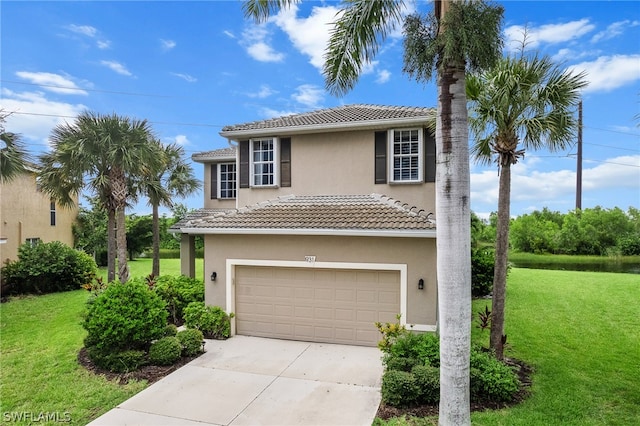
[304,256,316,263]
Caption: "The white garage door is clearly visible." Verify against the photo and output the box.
[235,266,400,346]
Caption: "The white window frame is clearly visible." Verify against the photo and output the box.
[388,128,423,183]
[218,163,237,199]
[250,137,279,187]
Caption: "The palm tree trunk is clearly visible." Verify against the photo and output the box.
[152,202,160,277]
[437,63,472,425]
[107,210,116,282]
[490,160,511,360]
[115,205,129,283]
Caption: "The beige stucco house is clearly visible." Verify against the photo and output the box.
[172,104,438,346]
[0,166,77,263]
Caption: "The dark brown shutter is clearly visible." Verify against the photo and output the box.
[374,131,387,184]
[210,164,218,199]
[280,137,291,187]
[239,140,250,188]
[424,130,436,182]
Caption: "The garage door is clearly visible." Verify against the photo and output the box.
[234,266,400,346]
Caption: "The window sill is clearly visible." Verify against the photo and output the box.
[388,180,425,185]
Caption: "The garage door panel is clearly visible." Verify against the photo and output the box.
[235,266,400,346]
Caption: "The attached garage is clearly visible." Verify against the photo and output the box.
[234,265,401,346]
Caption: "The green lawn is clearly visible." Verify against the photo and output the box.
[97,257,204,282]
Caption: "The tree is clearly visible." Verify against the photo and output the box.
[74,197,109,265]
[38,111,163,283]
[139,141,200,277]
[467,54,587,359]
[244,1,502,423]
[126,214,153,260]
[0,111,30,183]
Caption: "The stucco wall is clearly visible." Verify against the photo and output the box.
[0,172,77,262]
[203,233,437,327]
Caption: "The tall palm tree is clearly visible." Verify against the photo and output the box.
[0,113,30,183]
[467,54,587,359]
[38,111,162,283]
[140,140,200,277]
[244,1,502,424]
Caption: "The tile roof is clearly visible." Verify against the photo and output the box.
[191,146,236,162]
[172,194,435,235]
[220,104,435,136]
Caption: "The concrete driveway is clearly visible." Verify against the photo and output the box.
[88,336,384,426]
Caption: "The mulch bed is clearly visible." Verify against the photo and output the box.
[77,347,203,385]
[376,357,534,420]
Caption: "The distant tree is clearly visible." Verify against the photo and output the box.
[126,215,153,260]
[74,198,108,265]
[467,53,587,359]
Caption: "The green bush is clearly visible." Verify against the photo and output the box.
[471,248,495,297]
[177,329,204,357]
[183,302,231,339]
[1,241,97,295]
[412,364,440,404]
[154,275,204,324]
[149,337,182,366]
[470,349,520,402]
[381,370,418,407]
[83,280,167,356]
[386,332,440,369]
[385,356,420,373]
[164,323,178,337]
[86,347,146,373]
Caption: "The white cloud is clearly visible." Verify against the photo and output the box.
[568,55,640,93]
[160,39,176,51]
[242,25,285,62]
[66,24,97,37]
[505,19,595,51]
[292,84,324,108]
[223,30,235,39]
[582,155,640,190]
[1,89,87,146]
[15,71,88,96]
[171,72,197,83]
[259,107,297,118]
[591,20,640,43]
[100,60,133,77]
[552,47,601,62]
[376,69,391,84]
[173,135,189,146]
[96,40,111,49]
[247,85,277,99]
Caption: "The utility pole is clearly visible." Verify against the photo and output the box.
[576,100,583,210]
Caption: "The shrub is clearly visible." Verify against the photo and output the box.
[412,364,440,404]
[381,370,418,407]
[386,332,440,369]
[385,356,420,373]
[471,248,495,297]
[1,241,97,295]
[183,302,231,339]
[83,280,167,356]
[149,337,182,366]
[470,348,520,402]
[86,347,146,373]
[154,275,204,324]
[177,329,204,357]
[164,323,178,337]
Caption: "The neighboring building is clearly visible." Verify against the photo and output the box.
[0,166,78,263]
[172,104,438,346]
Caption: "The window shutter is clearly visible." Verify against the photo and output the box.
[210,164,218,199]
[374,131,387,184]
[239,140,250,188]
[424,130,436,182]
[280,137,291,187]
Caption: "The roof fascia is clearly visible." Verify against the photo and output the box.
[191,154,236,163]
[177,227,436,238]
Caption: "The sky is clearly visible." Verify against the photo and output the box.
[2,0,639,220]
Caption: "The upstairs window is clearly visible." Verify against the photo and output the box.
[219,163,237,199]
[251,138,277,187]
[26,237,41,246]
[390,129,423,183]
[50,199,56,226]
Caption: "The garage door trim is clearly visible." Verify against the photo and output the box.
[226,259,410,337]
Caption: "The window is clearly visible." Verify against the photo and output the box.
[219,163,237,199]
[26,237,41,247]
[390,129,423,182]
[251,138,277,186]
[50,199,56,226]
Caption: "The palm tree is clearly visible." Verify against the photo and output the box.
[467,54,587,359]
[0,112,30,183]
[140,140,200,277]
[244,1,502,424]
[38,111,163,283]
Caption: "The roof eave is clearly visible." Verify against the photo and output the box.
[191,154,236,163]
[219,116,434,139]
[177,227,436,238]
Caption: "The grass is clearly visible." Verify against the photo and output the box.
[379,268,640,425]
[96,257,204,282]
[0,258,203,425]
[508,251,640,265]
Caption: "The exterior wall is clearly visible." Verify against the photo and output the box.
[237,129,436,214]
[0,172,77,263]
[203,233,437,328]
[201,160,237,210]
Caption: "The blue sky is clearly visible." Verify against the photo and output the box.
[2,1,639,219]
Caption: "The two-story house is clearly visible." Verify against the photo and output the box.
[172,104,438,346]
[0,165,77,263]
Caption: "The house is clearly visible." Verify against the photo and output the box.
[0,165,77,263]
[172,104,438,346]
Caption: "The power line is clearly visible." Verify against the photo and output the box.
[583,125,640,138]
[1,79,175,98]
[583,142,640,152]
[9,111,224,128]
